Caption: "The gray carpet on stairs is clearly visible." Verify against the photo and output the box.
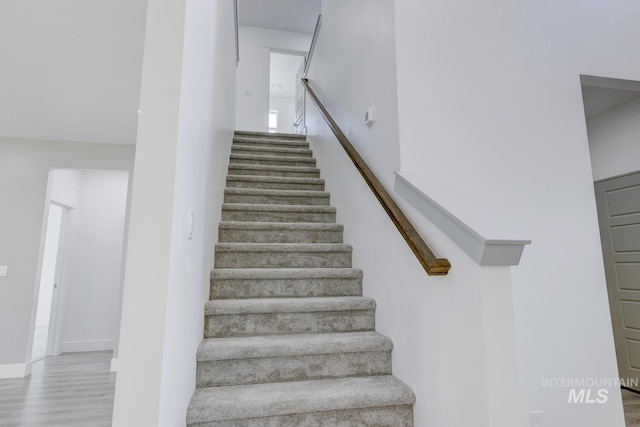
[186,131,415,426]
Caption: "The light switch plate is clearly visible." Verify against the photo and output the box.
[0,266,7,277]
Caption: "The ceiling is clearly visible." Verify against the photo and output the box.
[238,0,321,34]
[582,86,640,119]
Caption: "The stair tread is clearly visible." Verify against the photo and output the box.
[230,153,315,163]
[222,203,336,213]
[187,376,415,424]
[234,130,306,140]
[205,296,375,315]
[197,331,392,361]
[219,221,343,231]
[212,267,362,280]
[227,175,324,184]
[228,164,319,173]
[233,139,310,149]
[224,188,330,197]
[232,146,312,156]
[215,243,352,252]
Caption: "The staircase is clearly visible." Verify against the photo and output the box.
[186,131,415,426]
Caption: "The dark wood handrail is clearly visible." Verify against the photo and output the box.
[302,79,450,276]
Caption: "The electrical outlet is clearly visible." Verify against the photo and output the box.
[0,266,7,277]
[530,410,543,427]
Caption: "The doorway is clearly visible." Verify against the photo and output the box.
[31,203,69,362]
[269,50,306,134]
[581,75,640,394]
[29,168,130,368]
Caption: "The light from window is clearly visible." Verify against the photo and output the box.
[268,110,278,133]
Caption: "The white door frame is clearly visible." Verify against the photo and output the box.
[47,201,72,357]
[265,48,309,132]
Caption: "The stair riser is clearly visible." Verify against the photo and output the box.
[228,166,320,178]
[221,209,335,223]
[226,180,324,191]
[188,404,413,427]
[230,157,316,168]
[214,251,352,269]
[196,352,391,387]
[223,193,330,206]
[231,147,313,158]
[205,310,375,338]
[218,228,343,244]
[210,278,362,299]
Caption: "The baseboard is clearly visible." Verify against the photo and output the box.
[110,358,118,373]
[62,339,115,353]
[0,361,32,379]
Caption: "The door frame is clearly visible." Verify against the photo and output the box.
[265,48,309,132]
[47,201,72,357]
[594,169,640,390]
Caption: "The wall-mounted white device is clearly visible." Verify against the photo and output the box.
[364,105,375,127]
[187,211,194,240]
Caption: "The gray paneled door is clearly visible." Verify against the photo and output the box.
[595,171,640,389]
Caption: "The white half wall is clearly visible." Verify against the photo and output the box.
[587,97,640,181]
[0,139,134,370]
[392,0,640,425]
[235,26,311,132]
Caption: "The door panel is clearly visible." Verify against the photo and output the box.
[595,171,640,390]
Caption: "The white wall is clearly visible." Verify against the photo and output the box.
[0,0,147,144]
[236,26,311,132]
[391,0,640,425]
[306,2,518,425]
[59,169,129,353]
[306,0,640,425]
[587,97,640,181]
[307,1,401,189]
[112,0,236,425]
[50,170,81,208]
[0,139,134,369]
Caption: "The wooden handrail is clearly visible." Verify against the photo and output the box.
[302,79,451,276]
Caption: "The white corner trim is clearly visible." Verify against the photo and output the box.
[0,361,32,379]
[62,339,115,353]
[394,172,531,266]
[110,358,118,373]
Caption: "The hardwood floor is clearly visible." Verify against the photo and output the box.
[1,353,639,426]
[625,389,640,427]
[0,351,115,427]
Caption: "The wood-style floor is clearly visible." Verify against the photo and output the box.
[1,352,640,426]
[0,351,115,426]
[625,389,640,426]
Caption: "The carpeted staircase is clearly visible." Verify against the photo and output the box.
[186,131,415,426]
